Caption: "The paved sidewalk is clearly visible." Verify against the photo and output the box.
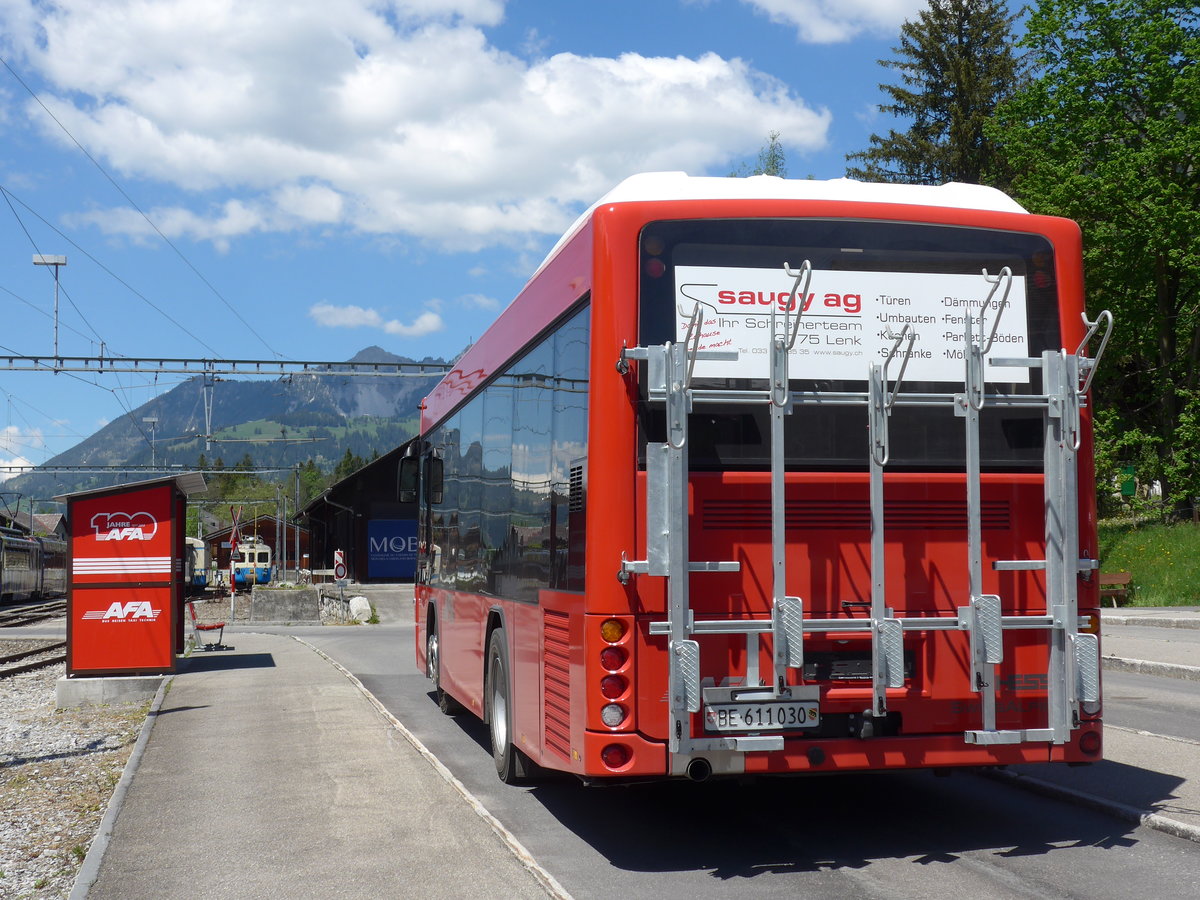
[69,607,1200,899]
[1101,606,1200,679]
[75,633,553,900]
[998,607,1200,843]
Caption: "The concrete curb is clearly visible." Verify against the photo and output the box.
[1102,656,1200,681]
[291,635,572,900]
[984,767,1200,845]
[69,675,173,900]
[1105,616,1200,630]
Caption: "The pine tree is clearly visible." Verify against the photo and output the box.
[333,448,365,481]
[846,0,1020,186]
[731,131,787,177]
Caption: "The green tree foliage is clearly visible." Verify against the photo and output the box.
[846,0,1020,185]
[194,453,333,528]
[297,459,327,506]
[731,131,787,177]
[333,447,366,482]
[990,0,1200,516]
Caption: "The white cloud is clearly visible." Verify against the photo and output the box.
[0,425,42,481]
[459,293,500,310]
[740,0,924,43]
[308,301,444,337]
[4,0,831,250]
[309,302,384,329]
[383,310,443,336]
[65,199,269,253]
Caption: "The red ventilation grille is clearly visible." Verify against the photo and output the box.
[701,498,1011,531]
[543,609,571,760]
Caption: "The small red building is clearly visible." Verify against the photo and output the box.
[57,473,207,676]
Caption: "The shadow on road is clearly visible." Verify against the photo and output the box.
[179,651,276,672]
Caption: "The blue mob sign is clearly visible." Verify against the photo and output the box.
[367,519,418,579]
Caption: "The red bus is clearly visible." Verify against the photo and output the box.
[407,173,1111,783]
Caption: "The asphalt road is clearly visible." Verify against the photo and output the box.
[280,604,1200,900]
[1103,669,1200,743]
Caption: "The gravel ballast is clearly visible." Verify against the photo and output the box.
[1,647,148,899]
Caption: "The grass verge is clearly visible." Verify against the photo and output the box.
[1097,519,1200,606]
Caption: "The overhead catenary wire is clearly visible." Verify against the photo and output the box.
[0,338,165,460]
[1,185,222,358]
[1,389,90,445]
[0,282,102,346]
[0,54,283,359]
[1,187,108,349]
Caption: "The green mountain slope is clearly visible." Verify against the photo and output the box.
[8,346,449,501]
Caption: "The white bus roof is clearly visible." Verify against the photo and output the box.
[540,172,1028,272]
[597,171,1027,213]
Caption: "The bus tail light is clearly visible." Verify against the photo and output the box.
[601,703,627,727]
[593,616,634,733]
[600,646,627,670]
[600,674,627,699]
[601,743,632,769]
[1079,729,1101,755]
[600,618,626,643]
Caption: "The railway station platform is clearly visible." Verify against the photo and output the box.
[72,631,554,900]
[51,606,1200,897]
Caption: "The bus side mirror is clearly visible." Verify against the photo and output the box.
[398,457,418,503]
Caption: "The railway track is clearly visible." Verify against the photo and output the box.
[0,598,67,627]
[0,639,66,678]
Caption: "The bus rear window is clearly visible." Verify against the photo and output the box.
[638,218,1060,471]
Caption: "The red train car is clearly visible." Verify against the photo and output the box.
[408,173,1111,783]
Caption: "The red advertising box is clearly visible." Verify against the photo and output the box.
[59,474,205,676]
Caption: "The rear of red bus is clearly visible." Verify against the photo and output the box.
[578,188,1104,780]
[415,177,1105,782]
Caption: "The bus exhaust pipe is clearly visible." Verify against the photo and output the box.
[686,758,712,782]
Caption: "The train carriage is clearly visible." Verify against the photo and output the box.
[232,538,272,587]
[1,529,67,601]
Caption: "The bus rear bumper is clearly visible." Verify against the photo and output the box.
[579,722,1101,779]
[743,725,1102,774]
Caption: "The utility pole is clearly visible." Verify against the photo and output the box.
[32,254,67,359]
[142,417,159,467]
[295,465,301,581]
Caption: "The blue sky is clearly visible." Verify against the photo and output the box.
[0,0,935,474]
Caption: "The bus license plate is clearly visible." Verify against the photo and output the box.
[704,701,820,732]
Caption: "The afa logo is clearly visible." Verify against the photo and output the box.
[91,511,158,542]
[81,601,161,622]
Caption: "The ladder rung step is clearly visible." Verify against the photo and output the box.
[621,560,740,575]
[993,560,1047,571]
[964,728,1054,745]
[732,735,785,751]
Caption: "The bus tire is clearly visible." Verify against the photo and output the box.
[486,627,540,784]
[427,620,463,715]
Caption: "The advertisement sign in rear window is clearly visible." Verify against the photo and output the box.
[674,265,1029,384]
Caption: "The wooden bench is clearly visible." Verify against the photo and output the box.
[1098,572,1133,608]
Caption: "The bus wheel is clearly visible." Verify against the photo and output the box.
[427,624,462,715]
[486,628,540,784]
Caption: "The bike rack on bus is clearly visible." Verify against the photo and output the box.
[621,263,1114,764]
